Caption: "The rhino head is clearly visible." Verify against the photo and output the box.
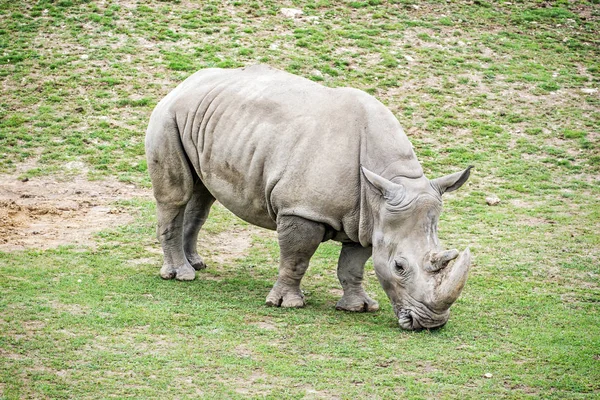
[362,166,472,330]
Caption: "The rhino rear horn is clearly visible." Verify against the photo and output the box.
[427,249,459,272]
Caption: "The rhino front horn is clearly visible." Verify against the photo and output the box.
[437,247,471,306]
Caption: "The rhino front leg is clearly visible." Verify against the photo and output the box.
[183,179,215,271]
[335,242,379,312]
[266,216,325,308]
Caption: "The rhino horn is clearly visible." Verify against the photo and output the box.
[437,248,471,306]
[426,249,459,272]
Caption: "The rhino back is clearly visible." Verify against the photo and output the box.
[159,65,421,240]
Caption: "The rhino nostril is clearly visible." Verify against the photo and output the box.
[397,309,415,330]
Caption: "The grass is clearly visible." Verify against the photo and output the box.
[1,0,599,398]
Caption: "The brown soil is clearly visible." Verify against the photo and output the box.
[0,167,151,251]
[0,164,266,266]
[198,224,272,268]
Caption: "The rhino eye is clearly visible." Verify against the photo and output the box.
[394,259,408,275]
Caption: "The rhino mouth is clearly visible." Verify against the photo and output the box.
[397,309,419,330]
[397,308,447,331]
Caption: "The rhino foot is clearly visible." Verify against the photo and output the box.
[336,292,379,312]
[160,263,196,281]
[266,285,305,308]
[186,253,207,271]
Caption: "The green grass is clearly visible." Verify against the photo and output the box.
[1,0,599,398]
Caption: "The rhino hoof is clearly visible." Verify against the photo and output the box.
[160,265,176,280]
[186,253,207,271]
[281,296,305,308]
[266,296,305,308]
[336,295,379,312]
[161,264,196,281]
[266,288,305,308]
[175,265,196,281]
[191,261,207,271]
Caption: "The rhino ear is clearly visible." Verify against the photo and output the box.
[361,166,405,204]
[431,166,473,194]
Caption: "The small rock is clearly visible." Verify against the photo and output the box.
[581,88,598,94]
[280,8,303,18]
[80,54,89,60]
[77,279,82,283]
[269,43,280,50]
[484,372,493,379]
[457,40,466,46]
[65,161,86,170]
[486,195,501,206]
[411,4,420,9]
[404,55,415,62]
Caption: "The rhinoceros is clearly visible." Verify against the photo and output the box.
[145,64,472,330]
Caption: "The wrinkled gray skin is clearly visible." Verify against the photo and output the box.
[145,65,472,330]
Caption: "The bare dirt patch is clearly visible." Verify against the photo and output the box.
[0,168,151,251]
[229,370,275,397]
[198,223,276,268]
[248,317,283,331]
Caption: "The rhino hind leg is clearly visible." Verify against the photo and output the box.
[335,242,379,312]
[266,216,325,308]
[155,203,196,281]
[147,117,196,281]
[183,179,215,270]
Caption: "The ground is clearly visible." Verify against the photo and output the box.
[0,161,262,258]
[1,1,599,399]
[0,161,148,251]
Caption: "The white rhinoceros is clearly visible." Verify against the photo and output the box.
[145,64,472,330]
